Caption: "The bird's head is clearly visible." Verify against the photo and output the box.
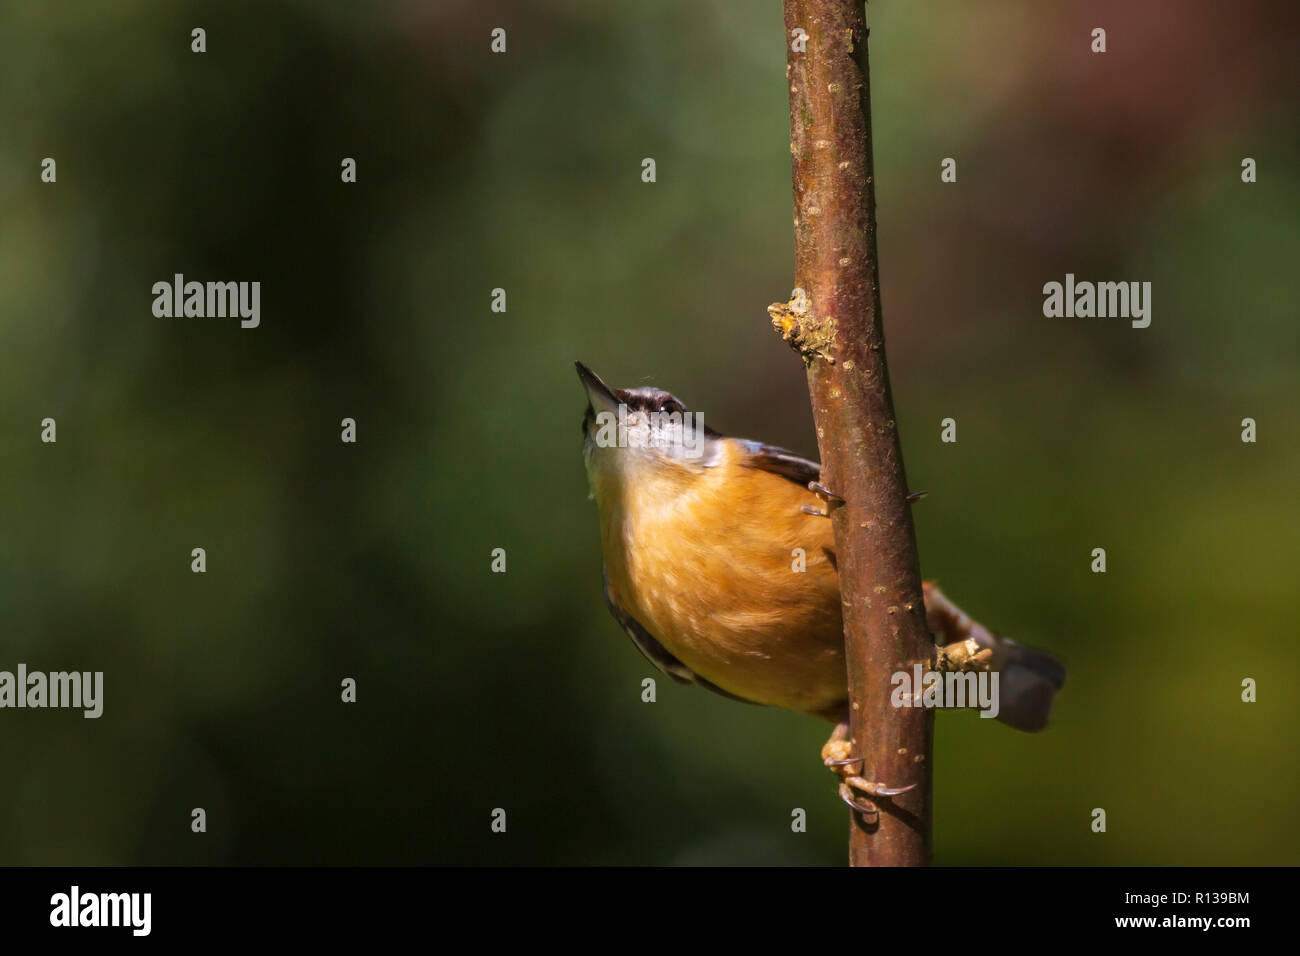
[575,362,719,495]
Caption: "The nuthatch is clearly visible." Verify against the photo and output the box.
[576,361,1064,814]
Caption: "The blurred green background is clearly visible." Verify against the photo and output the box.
[1,0,1296,865]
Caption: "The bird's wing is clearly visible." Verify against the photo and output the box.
[736,440,822,488]
[738,439,927,506]
[602,573,759,705]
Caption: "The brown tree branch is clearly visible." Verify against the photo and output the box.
[775,0,933,866]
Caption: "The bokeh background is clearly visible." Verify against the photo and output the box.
[1,0,1296,865]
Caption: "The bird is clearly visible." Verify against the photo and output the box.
[575,361,1065,814]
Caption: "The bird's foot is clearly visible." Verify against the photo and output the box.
[801,484,926,518]
[821,721,917,821]
[801,481,844,518]
[923,581,998,671]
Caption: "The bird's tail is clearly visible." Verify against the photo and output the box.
[924,581,1066,732]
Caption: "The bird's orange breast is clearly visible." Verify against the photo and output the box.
[597,441,848,716]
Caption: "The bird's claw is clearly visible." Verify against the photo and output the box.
[808,481,845,507]
[804,484,925,518]
[822,721,915,821]
[848,778,919,798]
[838,783,883,816]
[823,756,863,768]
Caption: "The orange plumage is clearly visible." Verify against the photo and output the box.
[577,361,1064,732]
[596,435,848,716]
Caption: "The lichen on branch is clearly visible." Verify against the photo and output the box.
[768,287,837,365]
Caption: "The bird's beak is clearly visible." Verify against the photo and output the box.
[575,361,620,416]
